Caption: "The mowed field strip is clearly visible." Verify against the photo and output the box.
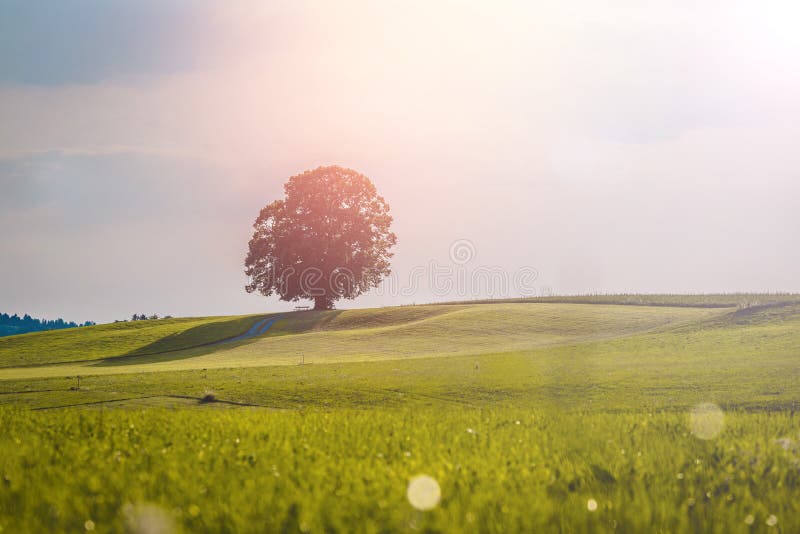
[0,303,728,380]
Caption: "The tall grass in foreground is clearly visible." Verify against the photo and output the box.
[0,407,796,533]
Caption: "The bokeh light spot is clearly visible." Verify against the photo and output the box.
[407,475,441,511]
[689,403,725,440]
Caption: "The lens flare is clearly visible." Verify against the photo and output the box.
[689,403,725,440]
[407,475,441,511]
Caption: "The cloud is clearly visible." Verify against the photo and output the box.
[0,150,270,228]
[0,0,216,85]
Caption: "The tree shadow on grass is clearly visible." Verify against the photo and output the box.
[91,315,273,367]
[90,310,343,367]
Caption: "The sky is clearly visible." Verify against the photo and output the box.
[1,1,799,323]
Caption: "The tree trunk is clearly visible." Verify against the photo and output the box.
[314,295,333,310]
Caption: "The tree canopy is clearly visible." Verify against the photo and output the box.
[245,166,396,310]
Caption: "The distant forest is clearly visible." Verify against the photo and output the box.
[0,313,95,338]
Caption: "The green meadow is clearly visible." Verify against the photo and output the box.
[1,296,799,532]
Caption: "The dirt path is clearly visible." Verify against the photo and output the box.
[213,316,282,344]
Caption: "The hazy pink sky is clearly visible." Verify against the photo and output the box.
[1,1,799,322]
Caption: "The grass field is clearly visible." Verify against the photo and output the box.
[0,296,799,533]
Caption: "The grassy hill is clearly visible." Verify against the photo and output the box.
[0,295,799,533]
[0,302,727,379]
[0,314,269,368]
[4,293,796,372]
[1,298,798,412]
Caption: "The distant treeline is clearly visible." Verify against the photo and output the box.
[0,313,95,338]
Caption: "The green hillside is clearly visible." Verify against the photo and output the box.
[1,297,799,533]
[0,314,268,368]
[0,302,727,379]
[1,299,798,412]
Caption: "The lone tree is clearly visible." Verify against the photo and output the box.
[245,166,396,310]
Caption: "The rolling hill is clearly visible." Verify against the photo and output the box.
[1,296,800,532]
[0,300,731,380]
